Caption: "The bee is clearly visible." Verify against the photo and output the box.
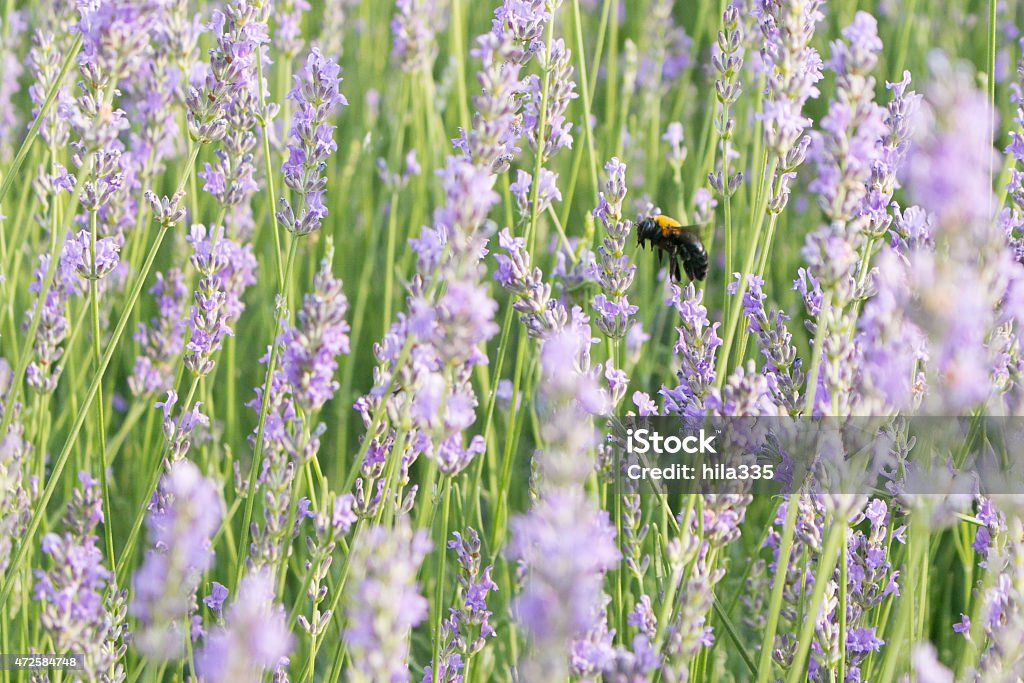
[636,214,709,282]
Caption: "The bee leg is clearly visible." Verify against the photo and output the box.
[671,254,681,282]
[657,249,663,266]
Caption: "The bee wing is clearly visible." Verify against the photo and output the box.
[663,223,707,240]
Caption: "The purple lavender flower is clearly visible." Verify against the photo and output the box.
[510,168,562,217]
[129,2,199,174]
[426,528,499,681]
[663,121,688,167]
[1008,47,1024,212]
[391,0,443,72]
[197,569,294,682]
[378,149,422,191]
[508,321,620,678]
[197,89,260,211]
[809,12,887,224]
[492,0,550,58]
[895,55,1022,413]
[279,253,350,413]
[76,0,156,85]
[24,253,75,394]
[692,187,718,224]
[185,2,268,142]
[34,472,119,680]
[796,12,887,410]
[660,283,721,415]
[246,375,303,572]
[975,516,1024,679]
[344,521,431,683]
[155,390,210,461]
[636,0,692,95]
[203,582,230,614]
[26,8,77,149]
[707,6,745,201]
[906,55,998,229]
[184,225,258,376]
[275,0,311,59]
[836,498,902,675]
[855,247,927,411]
[509,490,620,680]
[740,274,804,413]
[493,228,569,339]
[131,460,223,660]
[523,38,578,162]
[277,48,348,236]
[361,154,500,483]
[757,0,824,213]
[659,528,727,678]
[452,32,525,174]
[66,228,121,281]
[862,72,922,240]
[591,157,638,339]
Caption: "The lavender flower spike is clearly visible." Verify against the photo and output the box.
[279,252,351,413]
[277,48,348,236]
[34,473,116,680]
[592,157,638,338]
[344,521,431,682]
[391,0,442,72]
[131,460,223,660]
[197,568,294,682]
[757,0,825,214]
[184,225,258,377]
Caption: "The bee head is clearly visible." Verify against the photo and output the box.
[636,217,657,248]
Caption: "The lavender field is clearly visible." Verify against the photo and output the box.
[1,0,1023,680]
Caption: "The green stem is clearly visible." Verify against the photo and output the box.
[571,0,600,216]
[785,517,845,683]
[430,478,453,683]
[383,188,401,330]
[802,291,833,416]
[755,494,800,683]
[714,158,779,388]
[449,0,472,129]
[604,0,619,156]
[88,209,116,572]
[987,0,997,221]
[490,332,529,548]
[722,143,734,329]
[838,524,848,683]
[257,55,286,291]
